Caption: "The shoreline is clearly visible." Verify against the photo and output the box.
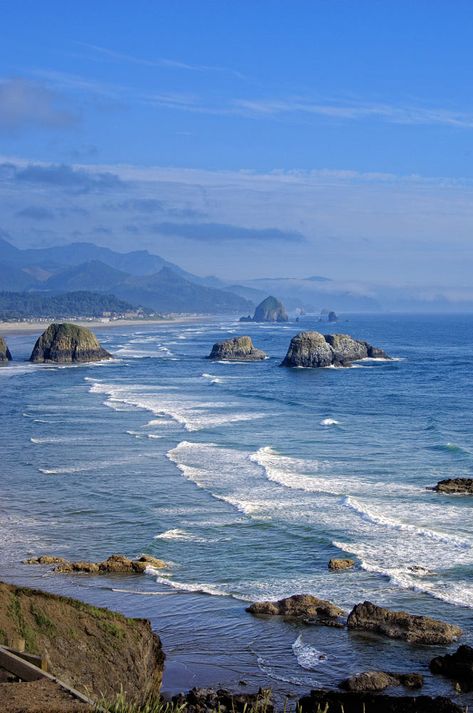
[0,315,207,336]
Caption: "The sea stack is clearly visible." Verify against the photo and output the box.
[208,336,267,361]
[0,336,12,362]
[30,323,112,363]
[240,295,288,323]
[281,331,390,368]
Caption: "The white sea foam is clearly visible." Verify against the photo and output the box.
[147,570,229,597]
[202,373,223,384]
[31,436,81,444]
[320,418,340,426]
[154,528,214,543]
[292,635,328,671]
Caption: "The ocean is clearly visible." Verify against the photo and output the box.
[1,314,473,704]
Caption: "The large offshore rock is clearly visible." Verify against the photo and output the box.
[30,323,112,363]
[246,593,344,624]
[433,478,473,495]
[207,336,267,361]
[281,331,390,367]
[430,644,473,690]
[0,336,12,362]
[347,601,462,645]
[240,295,288,323]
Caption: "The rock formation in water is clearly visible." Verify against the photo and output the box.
[340,671,423,692]
[298,690,463,713]
[25,553,167,574]
[29,323,112,363]
[328,310,338,322]
[173,687,273,713]
[281,331,390,367]
[347,601,462,645]
[0,580,164,703]
[207,336,267,361]
[0,336,12,362]
[246,593,344,625]
[328,558,355,571]
[240,295,288,323]
[433,478,473,495]
[430,644,473,690]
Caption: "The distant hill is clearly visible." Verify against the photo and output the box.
[45,260,129,292]
[0,291,148,320]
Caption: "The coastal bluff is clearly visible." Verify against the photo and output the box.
[0,336,12,362]
[29,323,112,363]
[0,581,164,703]
[281,331,390,368]
[207,336,267,361]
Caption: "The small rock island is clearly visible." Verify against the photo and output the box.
[0,336,12,362]
[208,336,267,361]
[433,478,473,495]
[240,295,288,323]
[30,322,112,363]
[281,331,390,368]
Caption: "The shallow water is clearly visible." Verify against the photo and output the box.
[1,314,473,704]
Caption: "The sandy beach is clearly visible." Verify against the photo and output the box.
[0,315,205,336]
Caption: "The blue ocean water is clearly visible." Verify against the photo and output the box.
[1,314,473,701]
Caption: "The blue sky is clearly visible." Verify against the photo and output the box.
[1,1,473,293]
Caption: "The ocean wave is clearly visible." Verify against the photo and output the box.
[154,528,215,543]
[320,418,340,426]
[31,436,81,444]
[146,570,230,597]
[202,373,223,384]
[292,635,328,671]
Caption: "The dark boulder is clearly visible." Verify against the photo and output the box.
[0,336,12,362]
[172,687,273,713]
[30,323,112,363]
[347,601,462,645]
[430,645,473,690]
[341,671,423,692]
[25,553,167,574]
[433,478,473,495]
[281,331,390,368]
[298,690,464,713]
[207,336,267,361]
[329,558,355,571]
[246,593,344,625]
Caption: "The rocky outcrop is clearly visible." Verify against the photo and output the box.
[240,296,288,323]
[328,310,338,322]
[329,558,355,571]
[430,645,473,690]
[29,323,112,363]
[0,336,12,362]
[246,593,344,625]
[281,331,390,368]
[340,671,423,692]
[25,553,167,574]
[347,601,462,645]
[433,478,473,495]
[207,336,267,361]
[172,687,273,713]
[298,690,464,713]
[0,581,164,704]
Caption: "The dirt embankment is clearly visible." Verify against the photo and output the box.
[0,581,164,704]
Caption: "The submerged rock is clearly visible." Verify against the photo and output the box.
[281,331,390,368]
[240,295,288,323]
[172,687,273,713]
[347,601,462,645]
[30,322,112,363]
[0,336,12,362]
[298,690,463,713]
[246,593,344,625]
[341,671,423,692]
[328,558,355,571]
[207,336,267,361]
[433,478,473,495]
[430,644,473,690]
[25,553,167,574]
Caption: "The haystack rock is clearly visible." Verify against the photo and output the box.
[30,323,112,363]
[207,336,267,361]
[281,331,390,368]
[240,295,288,323]
[347,601,462,645]
[0,336,12,362]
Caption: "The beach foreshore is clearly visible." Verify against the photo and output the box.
[0,315,206,335]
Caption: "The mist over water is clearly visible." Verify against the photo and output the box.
[2,314,473,702]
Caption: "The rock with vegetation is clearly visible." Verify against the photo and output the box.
[207,336,267,361]
[172,687,273,713]
[0,336,12,362]
[281,331,390,367]
[29,323,112,364]
[25,553,167,574]
[347,601,462,645]
[433,478,473,495]
[430,644,473,690]
[0,581,164,704]
[298,690,463,713]
[246,593,344,625]
[340,671,423,692]
[328,558,355,571]
[240,295,288,323]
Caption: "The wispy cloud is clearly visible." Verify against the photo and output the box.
[150,221,306,243]
[0,78,78,134]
